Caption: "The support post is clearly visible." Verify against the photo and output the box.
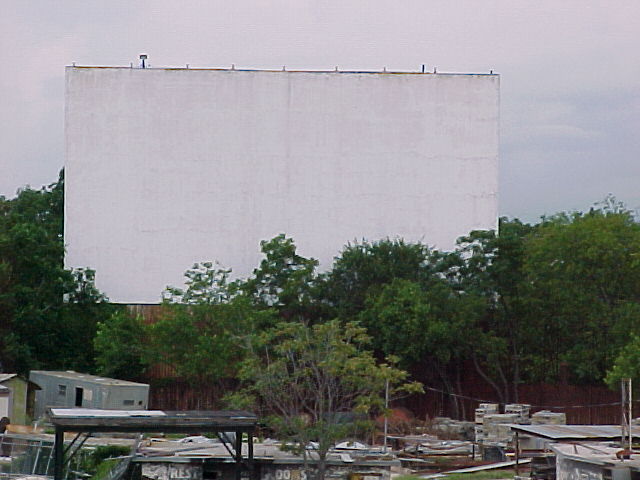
[515,431,520,476]
[235,431,243,480]
[248,431,254,480]
[54,428,64,480]
[622,378,633,451]
[32,439,43,474]
[631,378,634,451]
[383,379,389,454]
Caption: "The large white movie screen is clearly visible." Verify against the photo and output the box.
[65,67,499,303]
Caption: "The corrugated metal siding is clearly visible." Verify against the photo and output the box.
[29,372,150,418]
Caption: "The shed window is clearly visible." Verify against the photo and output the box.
[58,385,67,396]
[123,399,134,406]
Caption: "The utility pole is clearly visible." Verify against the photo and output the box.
[622,378,633,452]
[383,379,389,454]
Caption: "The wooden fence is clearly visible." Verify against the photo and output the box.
[400,382,624,424]
[145,375,626,424]
[132,304,627,424]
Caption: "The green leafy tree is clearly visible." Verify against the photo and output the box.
[522,203,640,383]
[0,170,111,373]
[605,334,640,389]
[152,262,276,387]
[451,218,535,402]
[243,235,326,322]
[0,173,67,371]
[325,239,434,318]
[94,310,149,380]
[359,278,481,417]
[58,268,114,371]
[228,320,421,480]
[163,262,233,305]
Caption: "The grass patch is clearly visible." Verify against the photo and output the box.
[91,458,118,480]
[81,445,132,480]
[161,433,187,440]
[396,469,515,480]
[445,469,515,480]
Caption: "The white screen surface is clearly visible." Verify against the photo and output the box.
[65,67,499,303]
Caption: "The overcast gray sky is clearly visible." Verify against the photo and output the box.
[1,1,639,221]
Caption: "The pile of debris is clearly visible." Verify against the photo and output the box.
[531,411,566,425]
[475,404,566,445]
[475,403,526,445]
[430,417,476,441]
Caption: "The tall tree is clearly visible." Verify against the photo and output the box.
[451,218,535,402]
[152,262,276,387]
[522,203,640,383]
[605,334,640,389]
[359,278,481,417]
[228,320,421,480]
[325,239,434,318]
[94,310,149,380]
[0,170,110,373]
[242,235,327,322]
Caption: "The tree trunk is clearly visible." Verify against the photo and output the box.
[456,366,466,420]
[472,352,505,405]
[495,362,509,403]
[512,351,520,403]
[316,453,327,480]
[435,364,459,419]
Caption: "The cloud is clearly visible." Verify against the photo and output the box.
[529,124,602,141]
[1,0,639,223]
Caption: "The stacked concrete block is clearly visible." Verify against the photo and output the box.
[474,403,499,424]
[474,404,534,444]
[432,417,476,440]
[474,404,498,444]
[505,404,531,424]
[496,423,516,443]
[475,413,514,444]
[474,425,487,443]
[483,413,519,443]
[531,410,567,425]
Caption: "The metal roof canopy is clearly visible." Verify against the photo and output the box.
[48,409,257,480]
[510,424,640,441]
[48,408,257,432]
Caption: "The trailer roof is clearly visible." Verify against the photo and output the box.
[31,370,148,387]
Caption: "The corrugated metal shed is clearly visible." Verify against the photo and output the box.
[30,371,150,418]
[511,424,640,440]
[30,371,146,386]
